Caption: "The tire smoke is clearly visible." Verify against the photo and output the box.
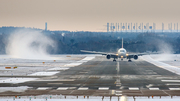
[6,29,56,59]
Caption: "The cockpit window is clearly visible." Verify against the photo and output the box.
[120,50,125,52]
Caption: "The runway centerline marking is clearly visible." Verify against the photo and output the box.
[116,61,121,86]
[117,61,120,74]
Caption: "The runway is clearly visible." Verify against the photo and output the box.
[0,55,180,97]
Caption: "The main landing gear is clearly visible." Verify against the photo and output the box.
[113,58,116,62]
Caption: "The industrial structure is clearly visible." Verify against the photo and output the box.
[45,22,47,31]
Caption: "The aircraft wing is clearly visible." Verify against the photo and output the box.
[80,50,117,56]
[127,51,161,58]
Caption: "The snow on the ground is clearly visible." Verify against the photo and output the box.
[77,56,95,62]
[0,55,86,76]
[141,54,180,75]
[0,78,38,84]
[64,56,95,67]
[0,55,95,84]
[64,63,83,67]
[29,72,59,76]
[48,67,69,71]
[149,54,180,67]
[0,86,31,93]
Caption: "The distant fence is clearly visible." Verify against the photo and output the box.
[107,23,179,32]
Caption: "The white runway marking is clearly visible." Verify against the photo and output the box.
[78,87,89,90]
[129,87,139,90]
[37,87,50,90]
[161,80,180,82]
[117,62,120,73]
[115,90,122,96]
[149,88,159,90]
[169,88,180,90]
[29,72,59,76]
[115,91,122,93]
[115,94,122,96]
[98,87,109,90]
[57,87,68,90]
[0,78,37,84]
[116,61,121,86]
[68,87,77,90]
[166,83,180,85]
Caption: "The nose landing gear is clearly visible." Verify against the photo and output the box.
[128,59,132,62]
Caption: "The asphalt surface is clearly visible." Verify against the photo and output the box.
[1,56,180,97]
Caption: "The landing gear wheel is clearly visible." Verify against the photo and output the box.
[113,59,116,62]
[121,59,123,61]
[128,60,132,62]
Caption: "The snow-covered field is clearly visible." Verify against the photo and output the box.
[141,54,180,75]
[0,54,95,84]
[0,55,94,76]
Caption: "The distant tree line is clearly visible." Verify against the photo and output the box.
[0,27,180,54]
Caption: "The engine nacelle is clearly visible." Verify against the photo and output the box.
[134,55,138,60]
[106,55,111,59]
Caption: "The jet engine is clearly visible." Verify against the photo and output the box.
[106,55,111,59]
[134,55,138,60]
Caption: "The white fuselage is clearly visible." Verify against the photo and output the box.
[118,48,127,58]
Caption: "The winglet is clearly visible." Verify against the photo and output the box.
[122,38,123,48]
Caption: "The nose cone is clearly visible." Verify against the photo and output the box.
[118,48,126,53]
[118,48,127,58]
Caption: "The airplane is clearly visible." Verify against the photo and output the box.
[81,38,146,62]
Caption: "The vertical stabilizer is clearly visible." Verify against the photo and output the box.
[122,38,123,48]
